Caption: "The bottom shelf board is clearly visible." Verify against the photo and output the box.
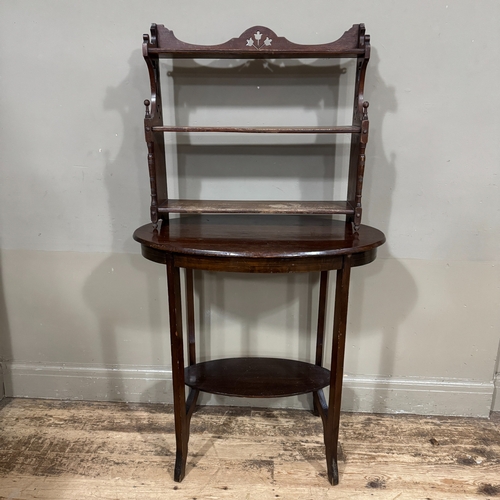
[158,199,354,215]
[185,357,330,398]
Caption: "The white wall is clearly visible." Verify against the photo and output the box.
[0,0,498,416]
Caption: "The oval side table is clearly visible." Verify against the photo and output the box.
[134,214,385,485]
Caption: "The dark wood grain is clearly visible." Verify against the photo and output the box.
[185,358,330,398]
[326,254,352,485]
[133,215,385,261]
[172,251,377,274]
[315,271,329,367]
[165,257,188,482]
[146,24,366,59]
[185,268,196,366]
[137,23,379,486]
[152,126,360,134]
[142,23,371,229]
[137,216,384,484]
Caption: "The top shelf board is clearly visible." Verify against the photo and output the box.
[144,24,369,59]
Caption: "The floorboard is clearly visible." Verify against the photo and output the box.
[0,399,499,499]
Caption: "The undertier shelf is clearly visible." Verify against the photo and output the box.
[158,200,354,215]
[185,357,331,398]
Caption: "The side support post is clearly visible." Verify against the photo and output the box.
[325,254,352,485]
[166,257,189,482]
[185,268,196,366]
[313,271,329,419]
[347,25,370,232]
[185,268,200,421]
[144,26,168,228]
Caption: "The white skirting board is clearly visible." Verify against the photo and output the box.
[3,362,495,418]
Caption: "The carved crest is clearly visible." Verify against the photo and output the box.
[245,30,272,50]
[145,24,368,58]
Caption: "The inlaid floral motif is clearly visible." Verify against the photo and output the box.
[246,31,272,49]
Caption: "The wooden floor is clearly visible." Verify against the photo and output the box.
[0,399,499,499]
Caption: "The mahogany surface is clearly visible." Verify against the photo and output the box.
[149,24,365,59]
[142,23,371,230]
[136,23,383,486]
[151,125,360,134]
[133,215,385,261]
[185,357,331,398]
[134,215,385,485]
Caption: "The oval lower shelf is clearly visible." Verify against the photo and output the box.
[185,357,330,398]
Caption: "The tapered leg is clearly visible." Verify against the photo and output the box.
[184,268,199,438]
[185,268,196,367]
[313,271,329,416]
[325,255,352,485]
[166,257,189,482]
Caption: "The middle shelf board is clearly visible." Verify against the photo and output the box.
[185,357,331,398]
[151,126,360,134]
[158,200,354,215]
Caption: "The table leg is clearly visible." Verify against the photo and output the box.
[166,257,189,482]
[313,271,329,416]
[185,268,199,440]
[325,254,352,485]
[185,268,196,366]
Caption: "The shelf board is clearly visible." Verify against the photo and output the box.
[158,200,354,215]
[185,357,330,398]
[151,125,360,134]
[149,48,366,59]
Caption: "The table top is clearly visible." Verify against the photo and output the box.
[134,215,385,273]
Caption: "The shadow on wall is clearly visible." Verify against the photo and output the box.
[342,48,419,411]
[82,41,418,413]
[82,49,170,402]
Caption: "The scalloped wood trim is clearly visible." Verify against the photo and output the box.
[145,24,367,58]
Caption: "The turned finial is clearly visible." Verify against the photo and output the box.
[144,99,151,118]
[362,101,369,120]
